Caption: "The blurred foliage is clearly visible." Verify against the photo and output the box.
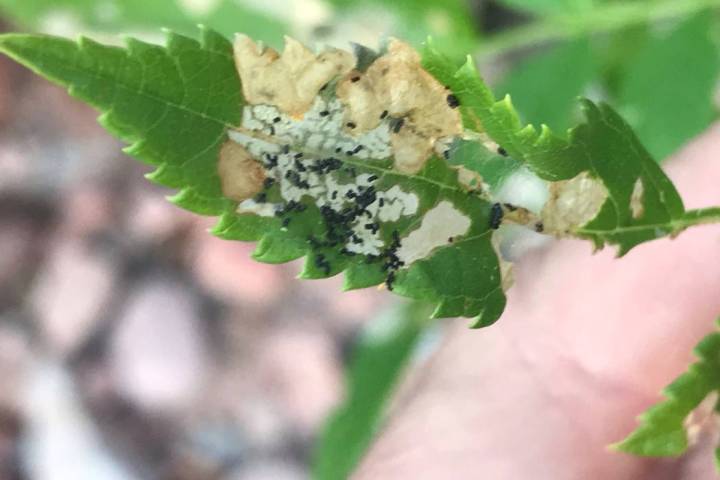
[614,319,720,468]
[618,13,720,159]
[494,0,597,16]
[325,0,480,59]
[0,0,481,57]
[0,0,286,45]
[313,302,431,480]
[489,0,720,160]
[495,38,596,132]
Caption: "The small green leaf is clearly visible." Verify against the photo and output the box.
[312,302,429,480]
[423,41,571,177]
[614,320,720,459]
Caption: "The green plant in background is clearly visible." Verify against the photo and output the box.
[0,0,479,57]
[323,0,479,59]
[0,0,287,44]
[313,301,432,480]
[1,0,720,477]
[612,319,720,466]
[488,0,720,160]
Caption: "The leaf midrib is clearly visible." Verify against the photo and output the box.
[578,207,720,237]
[232,126,475,195]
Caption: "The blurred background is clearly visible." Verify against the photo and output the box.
[0,0,718,479]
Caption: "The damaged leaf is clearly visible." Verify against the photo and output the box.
[0,28,510,326]
[334,39,462,174]
[1,28,720,328]
[422,42,720,255]
[559,100,686,254]
[219,35,506,326]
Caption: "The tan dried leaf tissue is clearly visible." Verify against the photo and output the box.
[226,35,462,178]
[217,141,266,202]
[541,172,608,236]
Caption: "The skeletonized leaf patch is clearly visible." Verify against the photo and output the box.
[217,35,510,326]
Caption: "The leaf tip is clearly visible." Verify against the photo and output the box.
[607,439,628,453]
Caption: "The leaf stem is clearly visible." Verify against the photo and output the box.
[477,0,720,60]
[678,207,720,229]
[578,208,720,238]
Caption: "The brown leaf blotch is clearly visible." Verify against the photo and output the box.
[336,38,463,174]
[233,35,463,175]
[630,178,645,219]
[541,172,608,235]
[217,140,266,202]
[233,34,355,116]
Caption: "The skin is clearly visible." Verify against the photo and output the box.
[355,123,720,480]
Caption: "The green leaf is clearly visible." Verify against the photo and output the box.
[618,12,720,160]
[0,29,241,216]
[614,320,720,459]
[312,302,429,480]
[494,38,596,132]
[422,40,720,255]
[0,0,286,46]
